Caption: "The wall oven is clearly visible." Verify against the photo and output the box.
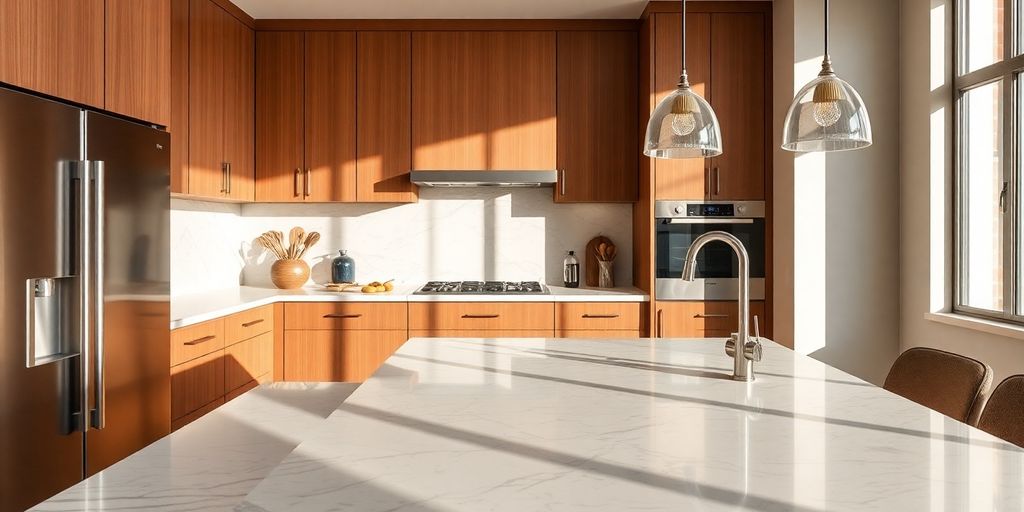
[655,201,766,300]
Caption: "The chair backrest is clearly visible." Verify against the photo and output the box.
[883,347,992,423]
[977,375,1024,447]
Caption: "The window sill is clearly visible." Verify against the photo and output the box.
[925,311,1024,341]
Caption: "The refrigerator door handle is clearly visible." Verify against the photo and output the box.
[89,160,106,430]
[74,160,92,433]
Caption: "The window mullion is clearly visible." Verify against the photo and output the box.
[1002,73,1016,319]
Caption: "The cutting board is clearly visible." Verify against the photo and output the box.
[585,236,613,287]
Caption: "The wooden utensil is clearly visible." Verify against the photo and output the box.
[297,232,320,259]
[288,227,304,259]
[585,236,612,287]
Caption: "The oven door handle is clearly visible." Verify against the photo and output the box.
[660,218,756,225]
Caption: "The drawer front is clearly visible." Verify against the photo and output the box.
[171,318,225,366]
[284,330,407,382]
[409,329,555,338]
[170,350,224,420]
[284,302,408,330]
[408,302,554,331]
[224,332,273,393]
[555,302,642,331]
[555,330,641,339]
[224,305,274,345]
[656,301,765,338]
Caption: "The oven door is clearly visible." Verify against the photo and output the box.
[655,218,766,300]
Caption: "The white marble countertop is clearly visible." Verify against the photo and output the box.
[171,284,650,329]
[239,338,1024,511]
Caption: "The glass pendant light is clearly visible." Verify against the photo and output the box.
[781,0,871,152]
[643,0,722,159]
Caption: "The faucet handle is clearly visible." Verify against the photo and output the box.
[725,333,737,358]
[744,339,763,362]
[752,315,760,341]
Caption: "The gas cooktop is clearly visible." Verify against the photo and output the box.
[416,281,547,294]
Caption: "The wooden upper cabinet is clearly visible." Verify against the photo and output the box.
[105,0,171,126]
[709,12,766,200]
[305,32,357,202]
[357,31,416,203]
[555,31,637,203]
[255,31,304,202]
[412,31,555,171]
[187,0,226,198]
[223,17,254,201]
[169,0,188,193]
[653,12,710,201]
[0,0,104,108]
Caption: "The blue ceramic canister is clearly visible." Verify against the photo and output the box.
[331,250,356,283]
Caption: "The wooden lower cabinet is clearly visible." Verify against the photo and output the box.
[408,302,554,331]
[555,330,641,339]
[409,330,554,338]
[224,331,273,393]
[655,301,766,338]
[284,330,407,382]
[170,349,224,423]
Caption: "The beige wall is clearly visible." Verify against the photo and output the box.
[899,0,1024,383]
[773,0,901,384]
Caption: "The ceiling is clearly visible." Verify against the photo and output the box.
[232,0,651,20]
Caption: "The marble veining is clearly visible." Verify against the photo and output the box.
[240,338,1024,511]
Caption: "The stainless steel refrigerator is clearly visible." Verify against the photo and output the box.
[0,87,170,511]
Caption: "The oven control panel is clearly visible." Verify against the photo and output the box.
[655,200,765,219]
[685,203,735,217]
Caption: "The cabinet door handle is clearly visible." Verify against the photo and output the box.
[713,167,720,196]
[324,313,362,319]
[184,335,216,346]
[694,313,729,319]
[656,309,663,338]
[582,314,620,319]
[304,168,312,197]
[462,314,499,319]
[226,162,232,194]
[221,162,229,194]
[294,168,301,198]
[241,318,265,328]
[560,169,566,196]
[705,166,710,196]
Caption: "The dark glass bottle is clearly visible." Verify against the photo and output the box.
[563,251,580,288]
[331,250,356,283]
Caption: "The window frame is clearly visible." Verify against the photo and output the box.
[954,0,1024,322]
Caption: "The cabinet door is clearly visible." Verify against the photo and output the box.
[187,0,226,197]
[223,16,254,201]
[304,32,357,202]
[487,31,556,170]
[0,0,104,108]
[224,332,272,393]
[169,0,188,193]
[284,330,407,382]
[653,12,710,200]
[170,349,224,420]
[555,31,637,202]
[357,31,416,203]
[656,301,765,338]
[105,0,171,126]
[255,31,305,201]
[412,31,489,170]
[709,12,766,200]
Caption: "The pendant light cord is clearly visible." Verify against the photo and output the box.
[820,0,833,75]
[824,0,829,58]
[679,0,688,86]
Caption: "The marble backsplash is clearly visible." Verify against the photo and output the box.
[171,188,633,296]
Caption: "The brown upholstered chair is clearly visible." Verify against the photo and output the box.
[977,375,1024,447]
[883,347,992,423]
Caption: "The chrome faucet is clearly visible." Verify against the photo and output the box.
[681,231,762,382]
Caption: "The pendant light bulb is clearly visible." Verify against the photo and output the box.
[810,77,843,127]
[670,93,700,136]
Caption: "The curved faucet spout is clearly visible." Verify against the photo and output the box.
[680,231,758,382]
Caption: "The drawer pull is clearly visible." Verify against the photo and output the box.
[694,313,729,319]
[324,313,363,319]
[241,319,265,328]
[462,314,499,319]
[582,314,620,319]
[184,335,216,346]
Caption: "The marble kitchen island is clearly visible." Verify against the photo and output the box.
[239,338,1024,511]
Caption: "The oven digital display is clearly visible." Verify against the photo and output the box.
[686,204,735,217]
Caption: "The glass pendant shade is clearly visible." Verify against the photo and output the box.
[781,72,871,152]
[644,85,723,158]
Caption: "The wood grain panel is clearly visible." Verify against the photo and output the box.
[169,0,189,193]
[170,349,224,420]
[487,31,556,170]
[555,302,643,331]
[412,31,488,170]
[408,302,554,331]
[357,31,417,203]
[655,300,765,338]
[555,330,641,339]
[408,330,554,338]
[187,0,226,197]
[257,19,639,32]
[283,302,409,330]
[171,396,223,431]
[653,12,710,200]
[555,31,637,202]
[224,305,274,345]
[709,12,765,200]
[273,302,285,380]
[305,31,357,202]
[105,0,171,126]
[224,377,263,403]
[634,14,655,329]
[283,330,407,382]
[223,16,255,200]
[255,31,305,202]
[224,332,273,393]
[170,318,225,366]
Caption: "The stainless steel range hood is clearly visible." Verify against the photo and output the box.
[410,170,558,188]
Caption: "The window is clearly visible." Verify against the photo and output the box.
[955,1,1023,321]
